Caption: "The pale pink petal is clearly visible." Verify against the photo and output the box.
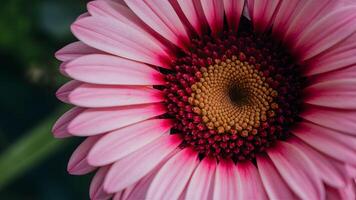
[247,0,280,32]
[223,0,244,31]
[282,1,339,46]
[112,191,123,200]
[57,83,164,108]
[213,159,239,200]
[178,187,188,200]
[304,33,356,75]
[59,61,70,77]
[71,16,170,67]
[90,166,112,200]
[185,157,216,200]
[56,80,82,104]
[327,159,354,180]
[123,179,152,200]
[52,107,84,138]
[242,4,251,20]
[304,79,356,109]
[124,0,189,49]
[267,142,325,200]
[200,0,224,36]
[123,183,150,200]
[113,183,139,200]
[292,121,356,166]
[257,155,295,200]
[88,119,173,166]
[177,0,208,36]
[123,165,163,200]
[309,65,356,84]
[300,105,356,136]
[288,137,347,188]
[55,41,101,62]
[271,0,301,38]
[87,0,145,31]
[147,148,199,200]
[292,6,356,61]
[67,103,166,136]
[326,180,356,200]
[67,136,100,175]
[332,161,356,179]
[236,161,268,200]
[103,134,181,193]
[62,54,165,86]
[77,12,91,20]
[346,164,356,177]
[87,0,172,54]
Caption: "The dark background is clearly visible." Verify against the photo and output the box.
[0,0,94,199]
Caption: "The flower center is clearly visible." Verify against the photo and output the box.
[163,24,304,161]
[189,57,278,135]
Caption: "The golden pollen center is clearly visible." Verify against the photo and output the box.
[189,55,279,137]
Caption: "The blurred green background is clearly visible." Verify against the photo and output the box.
[0,0,93,199]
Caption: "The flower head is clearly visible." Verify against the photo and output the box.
[53,0,356,199]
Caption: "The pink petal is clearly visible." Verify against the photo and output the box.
[88,119,173,166]
[56,80,81,104]
[300,105,356,136]
[71,16,170,68]
[271,0,301,38]
[62,54,165,86]
[146,148,199,200]
[113,182,139,200]
[59,61,70,77]
[292,6,356,61]
[77,12,90,20]
[103,134,181,193]
[67,103,166,136]
[223,0,244,31]
[177,0,208,36]
[200,0,224,36]
[247,0,280,32]
[57,83,164,108]
[213,159,239,200]
[287,137,347,188]
[257,155,295,200]
[55,41,101,62]
[267,142,325,200]
[292,121,356,166]
[112,191,123,200]
[274,1,341,43]
[123,166,162,200]
[52,107,84,138]
[326,180,356,200]
[90,166,112,200]
[282,0,339,46]
[185,157,216,200]
[346,164,356,177]
[87,0,172,54]
[87,0,144,30]
[122,181,150,200]
[309,65,356,85]
[304,33,356,75]
[332,161,356,179]
[178,187,187,200]
[304,79,356,109]
[124,0,189,49]
[236,161,268,200]
[67,136,100,175]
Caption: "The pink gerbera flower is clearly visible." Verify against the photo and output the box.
[53,0,356,199]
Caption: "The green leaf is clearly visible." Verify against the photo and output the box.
[0,106,70,190]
